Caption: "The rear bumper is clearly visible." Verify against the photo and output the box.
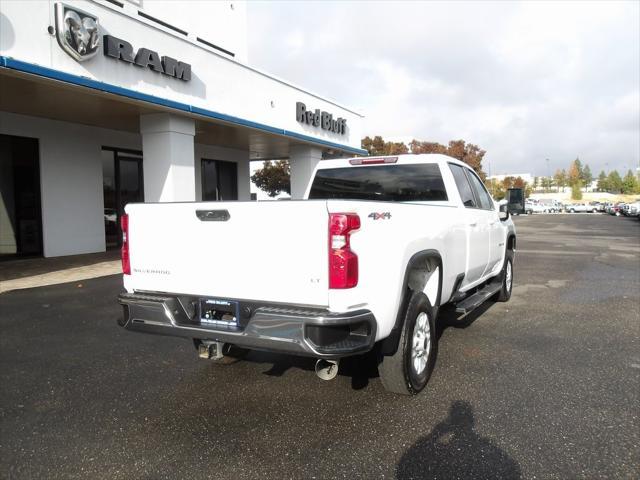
[118,292,376,359]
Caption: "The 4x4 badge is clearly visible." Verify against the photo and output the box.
[368,212,391,220]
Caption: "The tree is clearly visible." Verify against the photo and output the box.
[554,169,567,192]
[410,139,486,180]
[250,160,290,197]
[568,159,581,186]
[361,136,409,155]
[582,164,593,187]
[361,135,385,155]
[607,170,623,193]
[573,157,584,180]
[597,170,608,192]
[571,182,583,200]
[513,176,526,189]
[502,176,515,190]
[622,169,639,194]
[485,178,505,200]
[567,158,585,198]
[525,184,533,198]
[408,140,446,155]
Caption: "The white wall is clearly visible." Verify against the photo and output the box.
[0,111,140,257]
[138,0,248,62]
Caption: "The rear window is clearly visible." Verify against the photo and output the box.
[308,163,448,202]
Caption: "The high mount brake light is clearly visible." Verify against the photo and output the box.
[329,213,360,289]
[349,157,398,165]
[121,214,130,275]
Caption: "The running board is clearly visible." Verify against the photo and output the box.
[454,282,502,314]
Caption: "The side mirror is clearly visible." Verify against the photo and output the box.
[499,203,509,221]
[506,188,525,215]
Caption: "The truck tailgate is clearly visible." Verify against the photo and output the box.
[124,201,330,307]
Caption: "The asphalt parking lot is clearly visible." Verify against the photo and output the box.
[1,214,638,479]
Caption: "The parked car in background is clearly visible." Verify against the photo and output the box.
[525,199,552,214]
[565,203,597,213]
[607,203,622,215]
[538,199,562,213]
[628,202,639,217]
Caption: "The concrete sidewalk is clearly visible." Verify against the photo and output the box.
[0,251,121,294]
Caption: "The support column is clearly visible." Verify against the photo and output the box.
[289,145,323,199]
[140,113,195,202]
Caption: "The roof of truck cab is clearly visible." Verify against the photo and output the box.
[316,153,467,170]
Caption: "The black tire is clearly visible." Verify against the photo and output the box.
[379,291,438,395]
[496,250,514,302]
[570,209,575,213]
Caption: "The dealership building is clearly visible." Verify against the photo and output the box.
[0,0,365,258]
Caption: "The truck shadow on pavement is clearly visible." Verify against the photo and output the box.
[258,349,380,391]
[396,400,522,480]
[257,301,499,391]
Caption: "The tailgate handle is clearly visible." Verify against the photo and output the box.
[196,209,230,222]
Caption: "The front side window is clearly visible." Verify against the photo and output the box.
[309,163,448,202]
[466,170,494,210]
[448,164,476,208]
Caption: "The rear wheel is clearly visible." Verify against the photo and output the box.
[379,291,438,395]
[496,250,514,302]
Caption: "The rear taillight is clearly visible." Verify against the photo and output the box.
[121,214,130,275]
[329,213,360,289]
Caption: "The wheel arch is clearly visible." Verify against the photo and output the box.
[380,249,443,356]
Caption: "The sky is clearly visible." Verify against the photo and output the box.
[247,1,639,177]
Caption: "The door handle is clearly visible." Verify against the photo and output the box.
[469,222,477,227]
[196,209,230,221]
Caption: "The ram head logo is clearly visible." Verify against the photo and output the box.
[55,3,100,62]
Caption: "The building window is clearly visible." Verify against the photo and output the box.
[201,159,238,201]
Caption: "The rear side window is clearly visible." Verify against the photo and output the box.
[466,170,494,210]
[449,164,476,208]
[308,163,448,202]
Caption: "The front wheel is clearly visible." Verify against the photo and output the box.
[379,291,438,395]
[496,250,514,302]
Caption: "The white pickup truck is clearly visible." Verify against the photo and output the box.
[118,154,516,395]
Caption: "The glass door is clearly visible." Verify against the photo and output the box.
[0,134,42,258]
[102,148,143,248]
[201,159,238,201]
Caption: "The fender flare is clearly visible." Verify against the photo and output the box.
[380,249,443,356]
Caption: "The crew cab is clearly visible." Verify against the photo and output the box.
[118,154,516,395]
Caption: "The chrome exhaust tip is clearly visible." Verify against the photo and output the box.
[315,359,339,381]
